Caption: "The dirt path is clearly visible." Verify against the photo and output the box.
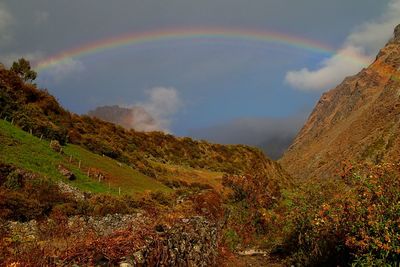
[223,249,285,267]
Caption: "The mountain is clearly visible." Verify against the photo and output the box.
[88,105,159,132]
[0,64,289,179]
[280,24,400,180]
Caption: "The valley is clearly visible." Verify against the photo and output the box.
[1,18,400,267]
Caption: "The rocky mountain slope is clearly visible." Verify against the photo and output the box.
[281,24,400,180]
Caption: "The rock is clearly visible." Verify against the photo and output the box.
[93,253,109,266]
[138,217,218,266]
[57,165,76,181]
[132,251,144,265]
[57,181,85,200]
[49,140,62,152]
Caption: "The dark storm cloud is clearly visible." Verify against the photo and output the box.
[1,0,389,57]
[189,114,308,160]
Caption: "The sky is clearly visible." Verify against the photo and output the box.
[1,0,399,158]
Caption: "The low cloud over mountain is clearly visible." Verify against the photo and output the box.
[88,87,182,133]
[189,114,307,159]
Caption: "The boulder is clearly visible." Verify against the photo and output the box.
[57,165,76,181]
[50,140,62,153]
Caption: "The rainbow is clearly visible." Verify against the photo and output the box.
[34,27,371,71]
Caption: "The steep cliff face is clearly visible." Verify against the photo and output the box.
[280,25,400,179]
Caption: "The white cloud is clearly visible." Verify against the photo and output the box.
[40,58,85,83]
[285,0,400,91]
[132,87,182,132]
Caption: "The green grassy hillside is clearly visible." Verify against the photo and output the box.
[0,119,170,196]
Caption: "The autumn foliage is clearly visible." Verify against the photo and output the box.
[275,162,400,266]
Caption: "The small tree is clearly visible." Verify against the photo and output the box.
[10,58,37,82]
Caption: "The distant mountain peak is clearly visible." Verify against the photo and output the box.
[394,24,400,41]
[88,105,157,132]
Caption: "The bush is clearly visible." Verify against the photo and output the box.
[88,194,135,216]
[4,170,23,190]
[150,191,173,206]
[0,190,43,221]
[279,163,400,266]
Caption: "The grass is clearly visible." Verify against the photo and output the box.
[64,144,171,195]
[0,119,171,196]
[153,161,224,191]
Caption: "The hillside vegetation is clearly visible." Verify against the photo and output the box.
[0,61,292,265]
[0,119,170,195]
[0,66,273,179]
[3,25,400,266]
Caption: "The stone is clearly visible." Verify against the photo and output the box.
[57,165,76,181]
[49,140,62,152]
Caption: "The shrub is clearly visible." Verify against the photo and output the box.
[150,191,173,206]
[223,228,242,251]
[190,190,224,221]
[279,163,400,266]
[4,170,23,190]
[88,194,135,216]
[0,190,43,221]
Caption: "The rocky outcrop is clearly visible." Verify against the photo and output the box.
[281,24,400,179]
[57,181,85,200]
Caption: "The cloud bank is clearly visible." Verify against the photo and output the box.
[285,0,400,91]
[189,114,307,159]
[132,87,182,132]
